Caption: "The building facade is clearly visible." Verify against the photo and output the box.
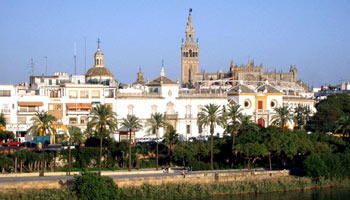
[0,10,316,143]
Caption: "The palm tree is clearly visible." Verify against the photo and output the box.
[67,126,82,175]
[271,105,293,130]
[223,104,242,168]
[87,104,118,176]
[146,112,168,170]
[163,127,179,167]
[27,111,57,176]
[238,114,259,134]
[120,114,143,171]
[293,104,312,130]
[335,115,350,142]
[197,103,224,170]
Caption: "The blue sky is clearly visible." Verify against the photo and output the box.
[1,0,349,87]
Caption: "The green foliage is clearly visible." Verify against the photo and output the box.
[303,154,328,181]
[271,105,293,129]
[0,154,13,172]
[71,173,119,200]
[0,131,14,142]
[308,94,350,133]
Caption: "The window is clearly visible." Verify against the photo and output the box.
[243,99,251,109]
[80,117,86,124]
[91,90,100,98]
[151,105,157,114]
[258,100,263,110]
[69,90,77,98]
[186,105,191,118]
[50,90,58,98]
[186,125,191,134]
[78,80,80,84]
[128,105,134,115]
[40,78,44,83]
[0,90,11,97]
[270,100,277,109]
[57,105,62,111]
[198,126,203,134]
[49,80,52,85]
[56,80,59,85]
[49,105,54,110]
[69,118,77,124]
[17,117,26,124]
[80,90,89,99]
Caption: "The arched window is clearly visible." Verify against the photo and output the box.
[189,50,192,57]
[166,102,175,115]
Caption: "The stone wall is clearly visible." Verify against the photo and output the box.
[0,170,291,189]
[115,170,291,188]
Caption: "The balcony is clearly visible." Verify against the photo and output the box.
[17,107,39,114]
[1,109,11,114]
[184,114,193,119]
[116,92,162,98]
[66,110,90,116]
[165,113,178,120]
[254,109,270,115]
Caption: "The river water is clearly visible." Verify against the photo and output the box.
[212,188,350,200]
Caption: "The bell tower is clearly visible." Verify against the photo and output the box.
[181,8,199,88]
[94,38,104,68]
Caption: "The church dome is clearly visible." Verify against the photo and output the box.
[85,67,113,77]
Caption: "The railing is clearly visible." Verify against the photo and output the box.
[1,109,10,113]
[117,92,162,97]
[254,109,270,114]
[178,92,227,98]
[18,107,39,113]
[165,113,178,120]
[185,114,192,119]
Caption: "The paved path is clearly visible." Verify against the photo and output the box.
[0,169,267,183]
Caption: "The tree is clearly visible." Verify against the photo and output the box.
[120,114,142,171]
[67,126,83,175]
[163,128,179,166]
[271,105,293,130]
[27,111,57,176]
[335,115,350,143]
[223,104,242,168]
[0,113,6,130]
[87,104,118,176]
[238,114,259,134]
[307,94,350,133]
[262,127,283,170]
[0,131,14,143]
[197,103,224,170]
[173,141,196,167]
[146,112,168,170]
[294,104,312,130]
[0,154,13,173]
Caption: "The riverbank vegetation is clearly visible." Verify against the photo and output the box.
[1,175,350,200]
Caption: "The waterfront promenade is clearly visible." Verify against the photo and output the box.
[0,169,290,188]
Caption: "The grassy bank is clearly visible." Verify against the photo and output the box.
[1,176,350,200]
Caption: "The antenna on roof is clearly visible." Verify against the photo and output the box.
[74,43,77,75]
[84,36,87,73]
[29,58,35,76]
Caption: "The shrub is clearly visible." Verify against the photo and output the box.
[303,154,328,181]
[71,173,119,200]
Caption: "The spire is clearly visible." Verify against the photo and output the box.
[97,38,101,50]
[94,38,104,68]
[160,60,165,77]
[185,8,195,43]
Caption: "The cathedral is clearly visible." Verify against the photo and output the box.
[181,9,304,93]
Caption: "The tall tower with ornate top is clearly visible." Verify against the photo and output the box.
[181,8,199,88]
